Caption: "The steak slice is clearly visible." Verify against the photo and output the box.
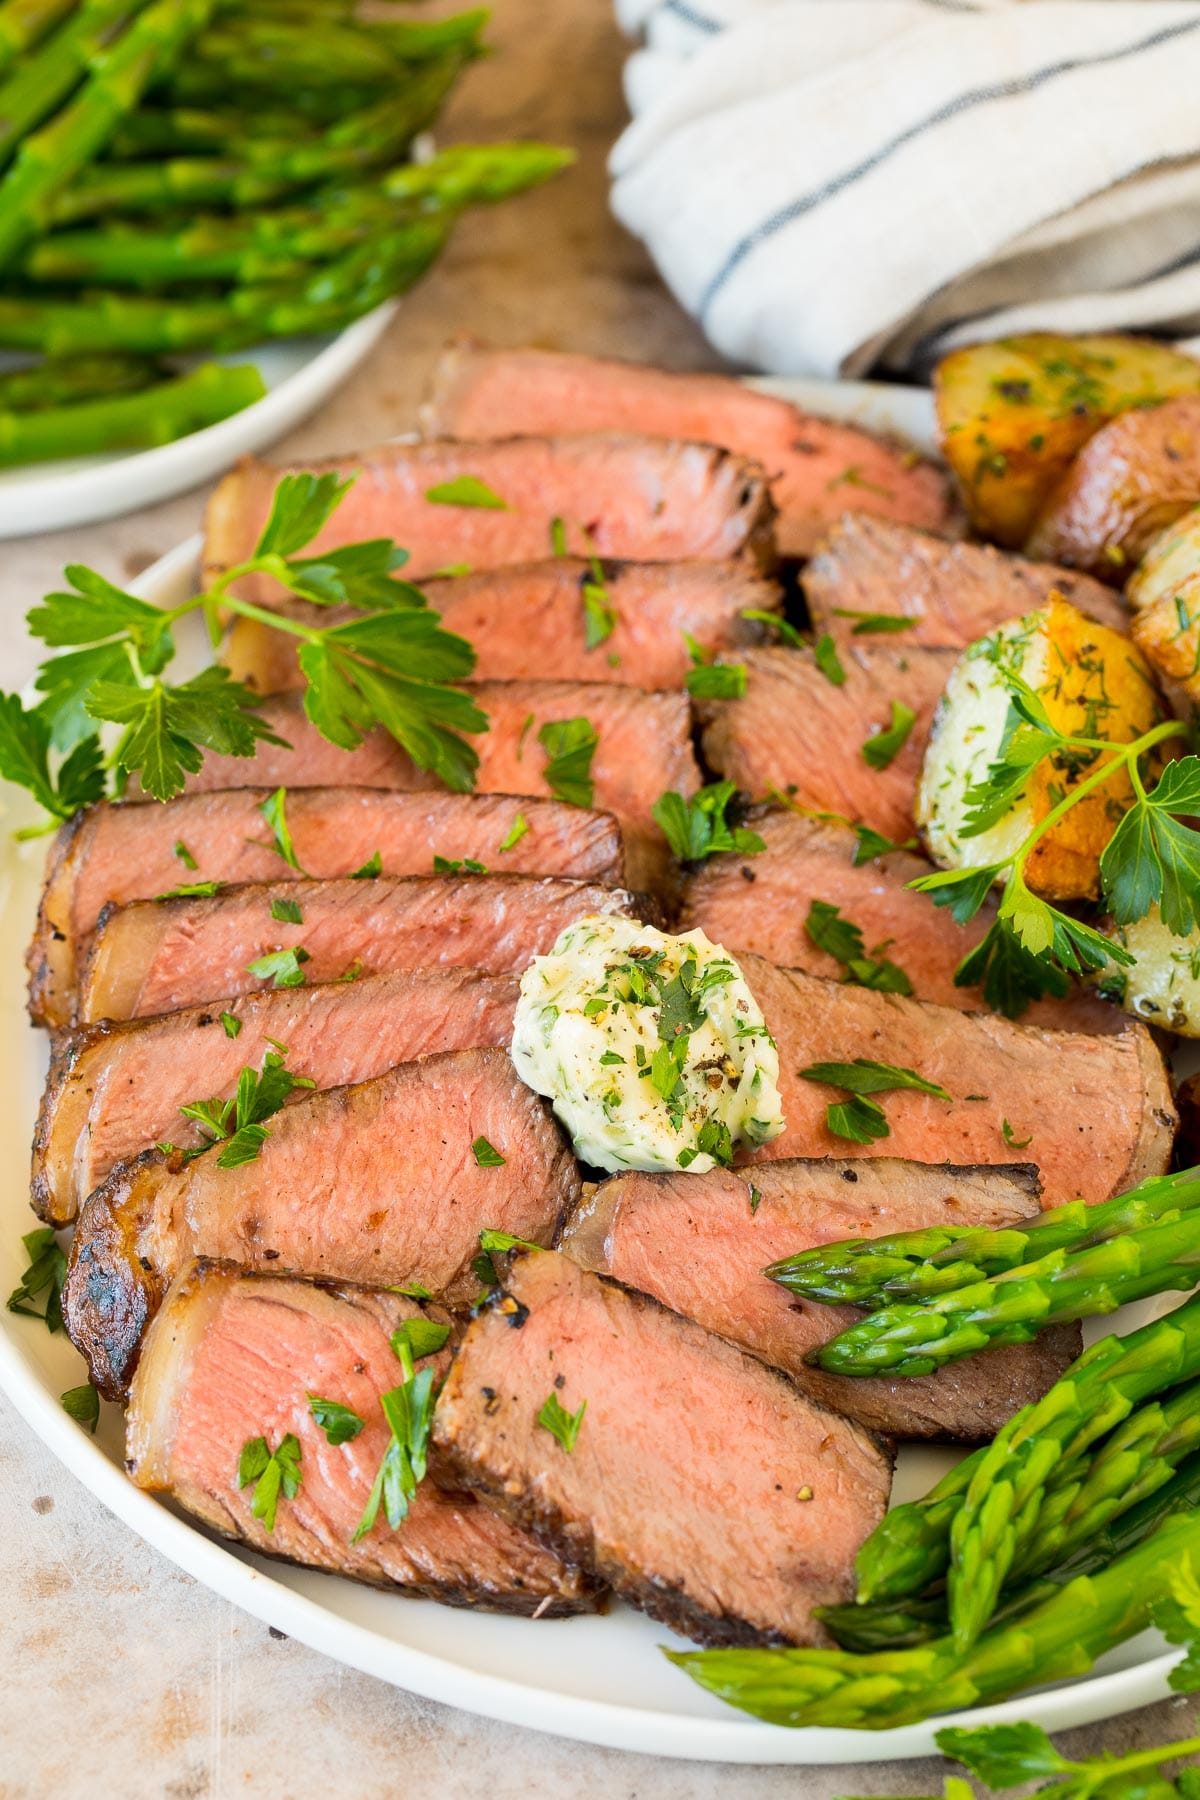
[204,433,777,598]
[73,873,643,1025]
[421,341,955,559]
[804,515,1126,648]
[1027,394,1200,581]
[29,787,621,1030]
[697,644,955,842]
[223,559,783,695]
[127,1260,597,1615]
[432,1249,892,1647]
[559,1162,1080,1442]
[33,966,519,1226]
[179,685,699,894]
[742,955,1174,1210]
[65,1046,578,1398]
[681,807,1122,1032]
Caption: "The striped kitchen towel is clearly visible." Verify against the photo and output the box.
[610,0,1200,378]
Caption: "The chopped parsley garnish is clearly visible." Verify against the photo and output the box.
[550,515,568,557]
[352,1320,443,1542]
[179,1045,315,1167]
[389,1280,433,1299]
[1002,1118,1033,1150]
[479,1228,540,1255]
[337,959,363,983]
[653,780,766,862]
[805,899,913,995]
[498,812,529,853]
[684,633,747,699]
[538,717,598,808]
[748,1184,763,1215]
[800,1058,951,1144]
[155,879,223,900]
[472,1135,506,1167]
[391,1318,451,1363]
[814,633,847,687]
[6,1227,67,1333]
[173,839,197,869]
[259,786,306,874]
[831,609,916,636]
[433,854,487,874]
[237,1432,301,1533]
[246,946,310,989]
[862,700,916,770]
[582,561,618,649]
[61,1382,99,1432]
[270,896,303,924]
[221,1011,241,1038]
[537,1390,586,1453]
[349,850,382,879]
[424,475,508,509]
[741,608,805,648]
[307,1395,365,1445]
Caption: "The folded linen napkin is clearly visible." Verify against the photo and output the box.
[610,0,1200,378]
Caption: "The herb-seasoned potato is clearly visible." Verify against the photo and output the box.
[1126,506,1200,711]
[1093,909,1200,1036]
[934,333,1200,548]
[916,596,1163,901]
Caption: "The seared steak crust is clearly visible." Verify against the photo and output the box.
[33,966,520,1226]
[126,1260,597,1615]
[432,1250,892,1649]
[558,1161,1080,1442]
[65,1046,579,1398]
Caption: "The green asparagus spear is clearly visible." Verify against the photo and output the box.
[0,0,77,75]
[0,0,147,171]
[23,145,572,287]
[0,0,217,271]
[0,350,160,408]
[108,102,316,156]
[948,1293,1200,1653]
[187,16,407,88]
[0,214,450,351]
[47,53,464,221]
[670,1507,1200,1729]
[768,1166,1200,1309]
[812,1211,1200,1379]
[0,360,264,463]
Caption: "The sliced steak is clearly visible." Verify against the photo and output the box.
[422,341,954,559]
[179,685,699,894]
[204,433,776,599]
[559,1162,1080,1442]
[742,955,1174,1210]
[681,807,1122,1032]
[804,515,1126,648]
[73,873,643,1026]
[34,967,519,1226]
[65,1046,577,1398]
[1027,395,1200,581]
[127,1261,597,1615]
[29,787,621,1030]
[224,559,783,695]
[698,644,955,842]
[432,1249,891,1647]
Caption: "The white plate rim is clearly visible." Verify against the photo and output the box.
[0,373,1184,1763]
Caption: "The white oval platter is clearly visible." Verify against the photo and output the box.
[0,376,1187,1762]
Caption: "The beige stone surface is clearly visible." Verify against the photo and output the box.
[0,1,1193,1792]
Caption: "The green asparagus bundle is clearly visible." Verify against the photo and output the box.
[0,359,263,462]
[176,8,487,92]
[0,350,160,407]
[20,145,572,287]
[768,1165,1200,1308]
[0,0,217,269]
[0,0,76,76]
[0,0,149,171]
[669,1506,1200,1730]
[809,1207,1200,1378]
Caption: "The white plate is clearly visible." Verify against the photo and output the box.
[0,302,396,540]
[0,377,1187,1763]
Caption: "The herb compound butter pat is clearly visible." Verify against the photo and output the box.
[511,914,784,1174]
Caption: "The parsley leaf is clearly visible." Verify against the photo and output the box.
[155,879,223,900]
[253,471,354,558]
[221,1011,241,1038]
[61,1382,99,1433]
[741,609,804,648]
[1153,1553,1200,1693]
[582,572,617,649]
[1101,755,1200,937]
[472,1135,506,1167]
[537,1390,586,1453]
[800,1059,950,1143]
[862,700,916,770]
[349,850,382,879]
[259,787,305,873]
[424,475,508,509]
[237,1432,301,1533]
[538,717,597,808]
[87,666,284,804]
[391,1317,451,1363]
[352,1324,442,1543]
[271,896,303,924]
[6,1227,67,1333]
[307,1395,365,1445]
[805,899,912,995]
[0,695,105,828]
[550,516,568,557]
[652,781,765,862]
[479,1228,540,1255]
[246,947,310,990]
[180,1045,315,1166]
[684,634,746,700]
[433,854,486,875]
[498,812,529,853]
[174,840,197,870]
[935,1722,1072,1787]
[831,609,916,636]
[1002,1118,1033,1149]
[814,634,846,686]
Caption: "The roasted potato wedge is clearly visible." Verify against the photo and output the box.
[1025,393,1200,582]
[1093,909,1200,1036]
[1126,506,1200,712]
[916,596,1163,901]
[934,333,1200,548]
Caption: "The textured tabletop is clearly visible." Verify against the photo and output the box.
[2,0,1197,1791]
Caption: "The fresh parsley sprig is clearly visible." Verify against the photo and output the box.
[806,899,913,995]
[6,1227,67,1333]
[1,473,487,825]
[848,1716,1200,1800]
[179,1045,315,1168]
[910,674,1196,1017]
[237,1432,302,1534]
[653,780,766,862]
[800,1058,951,1144]
[352,1317,447,1542]
[537,1390,587,1453]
